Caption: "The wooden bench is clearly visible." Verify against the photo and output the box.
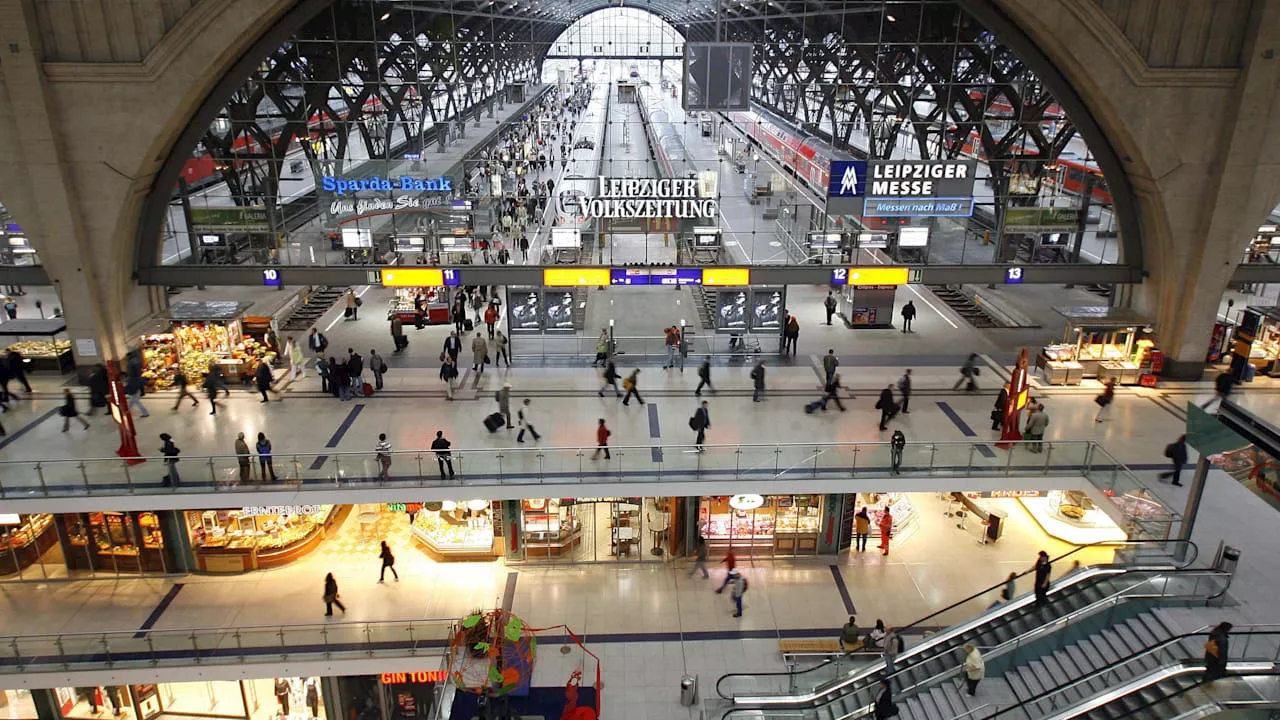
[778,638,864,660]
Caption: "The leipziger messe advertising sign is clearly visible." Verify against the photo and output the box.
[826,159,978,217]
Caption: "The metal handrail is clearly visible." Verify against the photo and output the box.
[715,539,1198,701]
[1040,661,1280,720]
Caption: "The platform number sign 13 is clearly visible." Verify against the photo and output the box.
[262,268,281,287]
[1005,267,1024,285]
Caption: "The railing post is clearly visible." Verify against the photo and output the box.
[735,447,742,478]
[810,447,819,477]
[851,445,858,476]
[123,460,135,493]
[537,452,545,482]
[408,623,417,656]
[416,454,425,482]
[279,628,288,660]
[333,457,343,486]
[190,633,201,664]
[1004,444,1014,474]
[966,445,975,477]
[11,639,23,671]
[773,446,782,475]
[207,458,217,487]
[1083,443,1095,475]
[365,624,375,656]
[55,638,68,670]
[928,444,937,475]
[234,630,244,662]
[80,462,91,493]
[35,463,47,497]
[146,636,157,666]
[1042,444,1053,475]
[321,626,330,658]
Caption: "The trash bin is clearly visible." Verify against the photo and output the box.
[985,509,1006,542]
[1217,545,1241,574]
[679,674,698,706]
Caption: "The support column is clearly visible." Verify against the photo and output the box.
[1133,0,1280,379]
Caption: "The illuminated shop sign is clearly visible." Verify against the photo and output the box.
[321,175,453,196]
[558,176,719,219]
[380,671,447,684]
[239,505,322,518]
[827,160,978,218]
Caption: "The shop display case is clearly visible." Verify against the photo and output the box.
[862,492,915,536]
[1040,307,1159,384]
[60,512,169,573]
[1018,490,1127,545]
[0,514,57,575]
[412,502,499,561]
[388,287,451,326]
[520,499,583,557]
[186,507,339,572]
[140,301,276,389]
[698,495,826,555]
[0,320,74,374]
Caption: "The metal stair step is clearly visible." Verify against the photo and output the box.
[1125,616,1159,646]
[1005,668,1033,704]
[1017,665,1046,698]
[1065,645,1110,695]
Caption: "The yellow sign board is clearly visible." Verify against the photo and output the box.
[702,268,750,286]
[543,268,611,286]
[382,268,444,287]
[847,267,908,286]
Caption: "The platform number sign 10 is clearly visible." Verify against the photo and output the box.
[262,268,281,287]
[1005,267,1024,284]
[830,268,849,286]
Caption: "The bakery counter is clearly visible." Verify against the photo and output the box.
[0,515,58,576]
[773,532,819,554]
[412,526,501,561]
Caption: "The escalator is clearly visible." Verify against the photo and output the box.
[717,541,1205,719]
[979,628,1280,720]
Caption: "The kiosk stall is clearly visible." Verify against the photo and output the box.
[185,506,342,573]
[0,319,73,373]
[141,301,275,389]
[1039,307,1159,385]
[1228,306,1280,378]
[387,287,452,326]
[411,500,500,561]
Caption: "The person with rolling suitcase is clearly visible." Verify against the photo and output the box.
[496,382,513,428]
[876,384,898,431]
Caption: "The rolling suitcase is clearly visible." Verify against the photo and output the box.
[804,400,824,414]
[363,382,374,397]
[464,318,475,332]
[484,413,505,433]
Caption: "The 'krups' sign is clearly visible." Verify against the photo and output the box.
[321,175,453,196]
[560,176,719,219]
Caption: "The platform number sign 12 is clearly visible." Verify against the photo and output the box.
[830,268,849,286]
[1005,267,1024,284]
[262,268,281,287]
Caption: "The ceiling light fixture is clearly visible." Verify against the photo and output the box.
[886,14,896,21]
[380,12,391,20]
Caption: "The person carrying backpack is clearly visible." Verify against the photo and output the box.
[750,361,766,402]
[728,569,748,618]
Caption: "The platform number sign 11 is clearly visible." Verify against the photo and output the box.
[262,268,281,287]
[443,269,461,286]
[1005,267,1024,284]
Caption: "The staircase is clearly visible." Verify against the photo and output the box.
[926,285,1001,328]
[691,285,716,329]
[281,286,347,331]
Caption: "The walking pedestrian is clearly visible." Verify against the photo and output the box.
[593,418,611,460]
[728,569,747,618]
[962,643,985,696]
[1204,621,1232,681]
[516,398,541,442]
[124,372,150,418]
[5,349,31,393]
[814,373,846,412]
[1160,434,1188,486]
[1001,572,1017,603]
[898,369,912,413]
[287,336,305,380]
[203,370,221,414]
[992,385,1008,430]
[900,300,916,332]
[822,349,839,386]
[88,364,109,415]
[663,326,681,369]
[495,330,510,367]
[784,314,799,356]
[1201,371,1235,412]
[59,388,90,431]
[345,289,360,320]
[375,433,392,480]
[688,536,710,579]
[855,507,870,552]
[234,432,252,483]
[954,353,980,391]
[878,507,893,555]
[691,401,710,452]
[876,384,898,431]
[750,361,766,402]
[256,432,277,482]
[883,627,902,674]
[519,235,530,262]
[255,359,277,403]
[323,573,345,616]
[439,355,458,400]
[1025,403,1049,453]
[160,433,181,486]
[890,430,906,473]
[600,360,621,397]
[171,366,199,409]
[484,304,498,339]
[378,541,399,582]
[715,550,737,593]
[471,333,488,373]
[497,382,514,428]
[317,355,331,393]
[369,349,387,391]
[1033,550,1052,605]
[695,356,714,395]
[431,430,456,479]
[308,328,329,356]
[451,302,466,336]
[391,315,407,350]
[824,292,837,325]
[621,369,644,405]
[443,332,462,364]
[593,329,609,367]
[872,679,895,720]
[1093,377,1117,422]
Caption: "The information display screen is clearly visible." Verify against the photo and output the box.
[341,228,373,248]
[897,227,929,248]
[609,268,705,286]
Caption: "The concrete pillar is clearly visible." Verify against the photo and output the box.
[1133,0,1280,378]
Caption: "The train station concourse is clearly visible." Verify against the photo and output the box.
[5,0,1280,718]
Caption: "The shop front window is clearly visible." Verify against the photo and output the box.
[57,678,323,720]
[0,513,62,581]
[0,688,38,719]
[186,506,337,573]
[409,500,499,561]
[698,495,824,557]
[58,512,168,576]
[519,497,674,562]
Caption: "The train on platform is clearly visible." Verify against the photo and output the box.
[636,84,689,180]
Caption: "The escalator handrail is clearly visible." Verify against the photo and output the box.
[725,564,1174,707]
[716,538,1197,701]
[979,629,1280,720]
[1039,661,1280,720]
[832,569,1233,720]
